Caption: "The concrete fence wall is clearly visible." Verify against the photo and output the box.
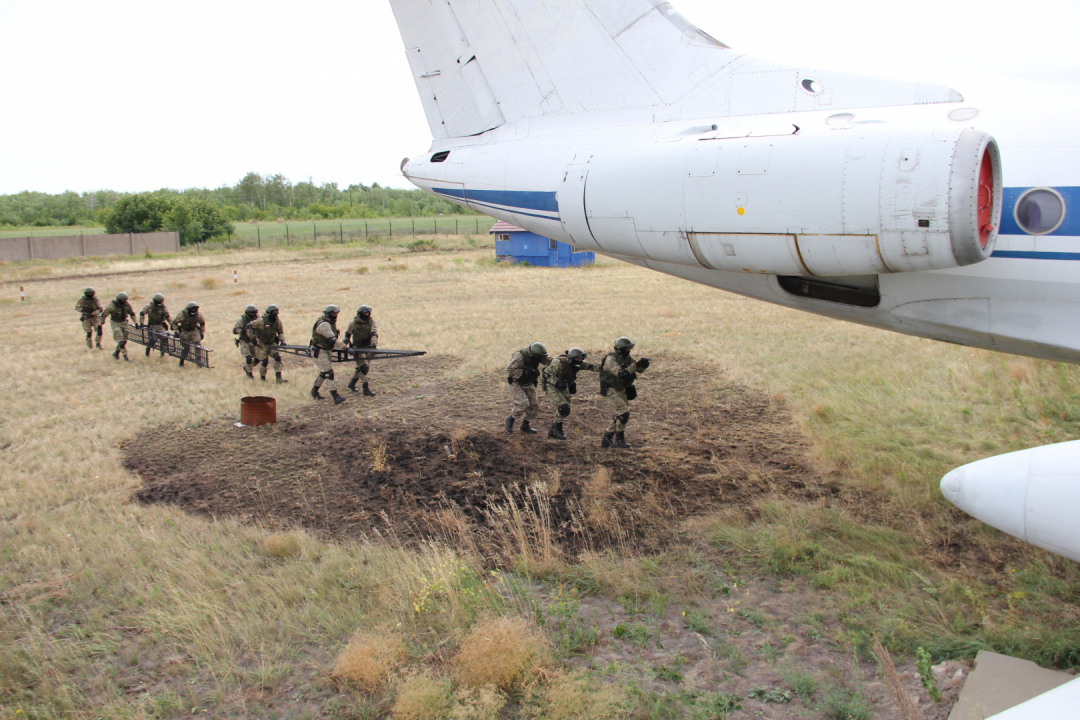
[0,231,180,262]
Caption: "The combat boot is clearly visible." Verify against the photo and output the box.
[260,374,267,382]
[613,432,632,449]
[311,385,325,400]
[145,346,151,357]
[245,370,254,379]
[86,334,93,349]
[347,377,359,393]
[331,390,346,405]
[362,383,376,397]
[275,373,288,384]
[112,349,120,361]
[601,432,614,448]
[179,359,185,367]
[504,416,515,433]
[520,420,538,435]
[548,422,566,440]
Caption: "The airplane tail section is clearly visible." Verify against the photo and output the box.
[388,0,963,139]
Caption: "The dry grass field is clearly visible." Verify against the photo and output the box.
[1,236,1079,719]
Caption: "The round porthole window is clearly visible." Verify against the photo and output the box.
[1014,188,1065,235]
[801,78,823,95]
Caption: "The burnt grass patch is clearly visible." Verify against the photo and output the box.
[125,353,833,555]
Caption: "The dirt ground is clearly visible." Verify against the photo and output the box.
[122,353,968,718]
[125,353,832,558]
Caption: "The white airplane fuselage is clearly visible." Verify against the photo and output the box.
[403,106,1078,365]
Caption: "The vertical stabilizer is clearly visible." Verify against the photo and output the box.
[389,0,963,139]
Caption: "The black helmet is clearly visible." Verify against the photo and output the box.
[152,293,165,304]
[614,336,635,351]
[245,304,258,315]
[84,287,95,297]
[357,304,372,316]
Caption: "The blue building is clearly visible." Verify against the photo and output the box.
[491,221,594,267]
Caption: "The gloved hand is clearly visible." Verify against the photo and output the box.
[174,331,181,338]
[555,379,569,390]
[233,327,240,335]
[636,358,650,370]
[617,369,633,380]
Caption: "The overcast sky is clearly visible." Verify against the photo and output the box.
[1,0,1078,195]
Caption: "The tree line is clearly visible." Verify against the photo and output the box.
[0,172,478,238]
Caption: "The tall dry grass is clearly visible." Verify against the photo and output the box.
[1,240,1079,715]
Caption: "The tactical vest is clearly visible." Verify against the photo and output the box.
[251,317,282,345]
[311,317,337,350]
[107,300,133,322]
[599,351,634,391]
[545,356,581,381]
[236,315,257,340]
[176,312,203,332]
[76,297,101,315]
[348,317,374,347]
[519,348,543,372]
[145,303,169,325]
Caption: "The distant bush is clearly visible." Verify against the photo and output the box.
[405,239,437,253]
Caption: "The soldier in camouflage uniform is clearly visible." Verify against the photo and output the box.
[310,305,346,404]
[75,287,104,350]
[172,301,206,367]
[598,336,650,449]
[138,293,170,357]
[233,305,259,378]
[343,304,378,396]
[103,291,137,361]
[541,347,598,440]
[249,304,288,384]
[504,341,551,435]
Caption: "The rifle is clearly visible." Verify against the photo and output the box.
[272,344,425,363]
[124,324,214,369]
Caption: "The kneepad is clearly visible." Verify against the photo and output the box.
[246,356,254,365]
[326,369,335,381]
[618,411,630,425]
[558,404,571,417]
[272,353,282,362]
[359,363,370,374]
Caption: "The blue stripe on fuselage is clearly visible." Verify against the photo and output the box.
[991,250,1080,260]
[433,187,559,217]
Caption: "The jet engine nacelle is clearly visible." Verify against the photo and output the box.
[562,125,1002,277]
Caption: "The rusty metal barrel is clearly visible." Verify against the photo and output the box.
[240,396,276,426]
